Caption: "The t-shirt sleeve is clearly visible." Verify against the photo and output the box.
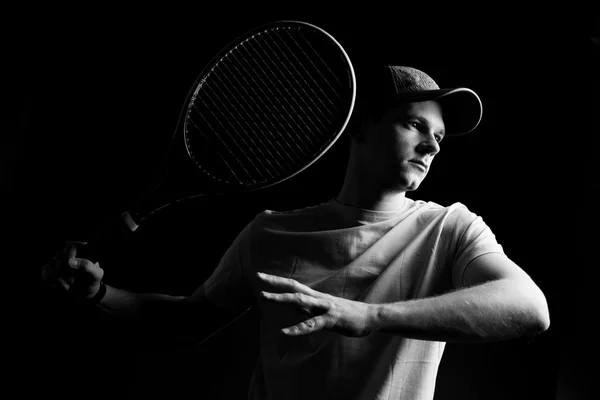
[450,205,505,288]
[203,218,256,312]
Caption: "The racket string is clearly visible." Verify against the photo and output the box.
[209,70,288,174]
[244,30,342,155]
[190,55,301,182]
[187,103,247,182]
[191,96,261,180]
[222,54,306,166]
[184,24,352,186]
[228,47,318,166]
[236,42,322,155]
[261,29,343,136]
[203,78,282,179]
[291,29,343,95]
[251,34,333,135]
[249,36,329,145]
[267,31,339,113]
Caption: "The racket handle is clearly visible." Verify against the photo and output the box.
[79,211,139,264]
[120,211,140,232]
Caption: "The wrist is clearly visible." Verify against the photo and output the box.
[367,303,383,334]
[89,281,107,304]
[368,302,410,335]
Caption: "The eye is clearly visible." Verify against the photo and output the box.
[435,134,444,143]
[405,121,420,130]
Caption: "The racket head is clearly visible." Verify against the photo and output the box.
[181,20,356,192]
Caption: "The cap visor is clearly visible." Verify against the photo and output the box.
[392,88,483,136]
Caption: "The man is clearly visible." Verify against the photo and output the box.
[42,66,550,400]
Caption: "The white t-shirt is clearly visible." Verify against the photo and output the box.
[204,198,504,400]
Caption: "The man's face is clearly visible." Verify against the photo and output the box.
[356,100,445,192]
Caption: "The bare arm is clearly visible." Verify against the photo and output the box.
[96,283,233,340]
[259,253,550,342]
[97,283,186,320]
[42,241,232,340]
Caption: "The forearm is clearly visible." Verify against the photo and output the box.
[97,284,230,341]
[98,284,185,320]
[370,278,550,342]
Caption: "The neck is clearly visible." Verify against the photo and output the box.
[336,149,407,212]
[336,184,407,211]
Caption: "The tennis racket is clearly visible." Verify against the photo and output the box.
[65,20,356,263]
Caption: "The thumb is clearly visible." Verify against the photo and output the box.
[65,241,88,259]
[68,257,94,270]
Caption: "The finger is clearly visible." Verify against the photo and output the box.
[48,250,63,265]
[257,273,318,296]
[282,315,329,336]
[68,257,103,283]
[61,274,76,286]
[42,260,65,282]
[55,277,70,292]
[65,241,87,258]
[260,291,327,310]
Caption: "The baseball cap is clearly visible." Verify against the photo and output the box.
[363,66,483,136]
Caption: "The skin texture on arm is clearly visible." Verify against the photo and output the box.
[259,253,550,342]
[96,283,186,319]
[96,283,235,341]
[371,253,550,341]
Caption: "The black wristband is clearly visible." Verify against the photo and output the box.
[89,281,106,304]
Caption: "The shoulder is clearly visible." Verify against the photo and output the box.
[417,200,477,223]
[428,202,500,248]
[412,201,489,242]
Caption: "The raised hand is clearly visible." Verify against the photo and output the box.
[257,272,375,337]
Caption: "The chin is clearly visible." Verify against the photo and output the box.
[404,182,421,192]
[391,173,422,192]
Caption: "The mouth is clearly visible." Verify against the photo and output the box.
[409,160,428,171]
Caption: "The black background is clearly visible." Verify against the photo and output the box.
[12,5,596,400]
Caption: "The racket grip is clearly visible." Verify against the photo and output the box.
[79,211,139,264]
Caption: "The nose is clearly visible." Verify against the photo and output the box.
[416,133,440,156]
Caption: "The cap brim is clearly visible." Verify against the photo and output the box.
[391,88,483,136]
